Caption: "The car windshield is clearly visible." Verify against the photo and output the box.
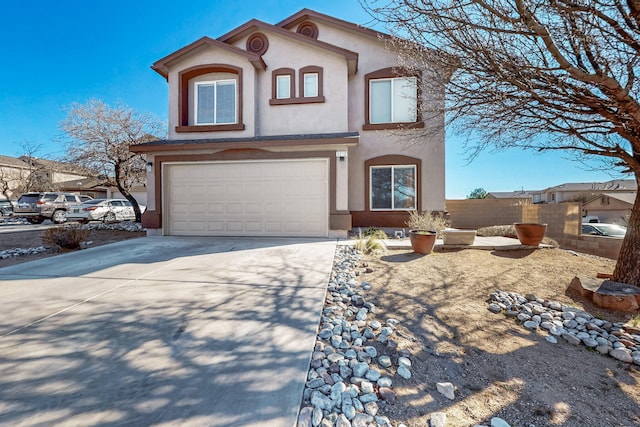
[82,199,106,205]
[595,224,627,236]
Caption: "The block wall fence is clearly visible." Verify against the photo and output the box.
[445,199,622,259]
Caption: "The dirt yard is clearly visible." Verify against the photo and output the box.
[2,229,639,425]
[0,228,145,269]
[360,247,640,426]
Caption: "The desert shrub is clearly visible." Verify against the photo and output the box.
[477,224,517,238]
[405,211,448,235]
[41,224,91,251]
[362,227,388,240]
[353,231,386,254]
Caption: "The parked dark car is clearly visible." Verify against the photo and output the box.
[14,192,92,224]
[581,223,627,238]
[0,200,13,217]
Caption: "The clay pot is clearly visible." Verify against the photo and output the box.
[409,230,437,254]
[514,223,547,246]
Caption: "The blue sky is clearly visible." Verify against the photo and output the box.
[0,0,628,198]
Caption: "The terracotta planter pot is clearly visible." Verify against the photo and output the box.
[514,223,547,246]
[409,230,437,254]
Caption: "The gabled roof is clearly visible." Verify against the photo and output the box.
[0,155,28,168]
[152,36,267,79]
[488,191,540,199]
[585,192,637,206]
[218,18,359,75]
[277,8,388,41]
[543,179,637,192]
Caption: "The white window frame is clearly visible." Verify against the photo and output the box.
[276,75,291,99]
[369,76,417,124]
[195,79,237,125]
[369,164,417,211]
[303,72,319,97]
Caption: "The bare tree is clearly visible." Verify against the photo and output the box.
[17,141,53,193]
[362,0,640,286]
[60,99,163,222]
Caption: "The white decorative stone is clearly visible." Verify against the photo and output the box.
[436,382,455,400]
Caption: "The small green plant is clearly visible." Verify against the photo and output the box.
[354,231,386,254]
[629,315,640,328]
[405,210,448,235]
[362,227,388,239]
[41,224,91,251]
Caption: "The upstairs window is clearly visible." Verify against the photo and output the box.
[364,68,423,130]
[370,77,417,124]
[195,80,237,125]
[299,66,323,101]
[270,66,324,105]
[276,75,292,99]
[177,64,244,132]
[303,73,318,97]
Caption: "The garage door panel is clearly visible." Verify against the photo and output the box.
[165,160,328,237]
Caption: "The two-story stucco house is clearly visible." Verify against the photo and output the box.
[131,9,448,237]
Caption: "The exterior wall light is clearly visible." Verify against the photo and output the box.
[146,161,153,172]
[336,151,347,161]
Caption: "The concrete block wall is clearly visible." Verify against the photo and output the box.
[446,199,622,259]
[446,199,580,240]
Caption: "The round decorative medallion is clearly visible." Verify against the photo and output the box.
[246,33,269,55]
[297,21,319,39]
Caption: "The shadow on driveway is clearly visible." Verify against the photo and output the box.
[0,237,337,426]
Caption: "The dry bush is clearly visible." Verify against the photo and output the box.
[477,224,517,238]
[41,224,91,251]
[405,210,448,236]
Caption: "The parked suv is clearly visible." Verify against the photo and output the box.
[0,200,13,217]
[15,192,92,224]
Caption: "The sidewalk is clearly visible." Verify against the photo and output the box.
[381,235,553,250]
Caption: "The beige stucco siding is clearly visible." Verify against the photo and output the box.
[229,31,350,136]
[308,22,447,212]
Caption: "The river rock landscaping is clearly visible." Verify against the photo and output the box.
[298,246,518,427]
[488,290,640,366]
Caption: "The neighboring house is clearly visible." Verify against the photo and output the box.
[0,155,93,199]
[0,155,30,199]
[582,192,636,225]
[540,179,636,204]
[488,190,544,204]
[131,8,449,237]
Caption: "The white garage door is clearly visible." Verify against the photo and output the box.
[164,159,328,237]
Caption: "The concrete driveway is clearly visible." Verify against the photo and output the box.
[0,236,337,426]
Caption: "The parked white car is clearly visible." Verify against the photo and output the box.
[67,199,145,223]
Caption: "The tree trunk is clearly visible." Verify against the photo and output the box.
[612,176,640,286]
[114,163,143,223]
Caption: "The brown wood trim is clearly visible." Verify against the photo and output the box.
[152,150,339,230]
[351,210,411,228]
[270,68,296,102]
[141,210,162,229]
[363,67,423,130]
[299,65,324,99]
[131,136,359,153]
[362,122,424,131]
[179,64,244,128]
[296,21,319,39]
[175,124,245,132]
[364,154,422,212]
[246,32,269,55]
[269,96,326,106]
